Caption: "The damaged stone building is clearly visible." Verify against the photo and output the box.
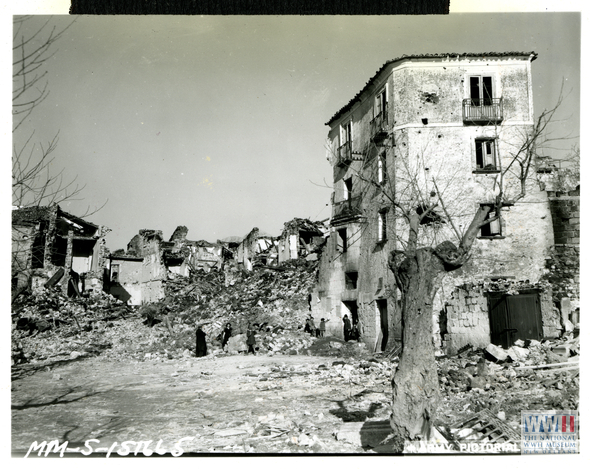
[11,205,110,297]
[164,226,233,274]
[108,226,234,305]
[278,218,328,263]
[313,52,565,354]
[236,227,279,271]
[109,229,167,305]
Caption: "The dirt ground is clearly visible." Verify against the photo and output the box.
[12,336,579,457]
[12,352,395,456]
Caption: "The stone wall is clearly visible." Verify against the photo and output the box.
[440,281,559,354]
[441,285,491,354]
[544,191,580,308]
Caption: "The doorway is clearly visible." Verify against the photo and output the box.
[487,291,543,348]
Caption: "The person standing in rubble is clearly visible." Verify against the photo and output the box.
[246,324,257,354]
[309,315,317,337]
[351,321,361,342]
[304,316,312,334]
[342,314,352,341]
[195,325,207,357]
[221,323,233,351]
[318,318,329,338]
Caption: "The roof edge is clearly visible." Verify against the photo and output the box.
[325,51,537,126]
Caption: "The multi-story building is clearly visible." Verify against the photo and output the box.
[313,52,560,353]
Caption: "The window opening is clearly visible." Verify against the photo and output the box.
[378,153,387,184]
[470,76,494,106]
[480,205,502,237]
[345,271,358,290]
[111,264,120,283]
[475,139,497,170]
[378,210,387,242]
[344,177,353,201]
[337,228,347,253]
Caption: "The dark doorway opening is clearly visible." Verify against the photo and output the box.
[487,291,543,348]
[343,300,358,325]
[376,299,388,351]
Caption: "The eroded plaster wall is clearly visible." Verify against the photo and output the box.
[110,259,143,305]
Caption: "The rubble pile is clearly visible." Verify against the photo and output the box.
[436,335,580,434]
[156,259,321,348]
[12,258,327,364]
[11,288,133,365]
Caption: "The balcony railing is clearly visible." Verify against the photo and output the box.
[370,109,389,143]
[337,141,352,166]
[462,98,503,124]
[332,195,362,220]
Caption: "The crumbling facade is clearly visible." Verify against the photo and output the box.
[543,187,580,323]
[314,52,558,353]
[237,227,278,271]
[108,229,166,305]
[278,218,328,263]
[108,226,235,304]
[11,205,110,297]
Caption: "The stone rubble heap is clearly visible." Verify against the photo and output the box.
[11,258,335,364]
[436,334,580,437]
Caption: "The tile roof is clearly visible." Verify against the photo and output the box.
[326,52,537,125]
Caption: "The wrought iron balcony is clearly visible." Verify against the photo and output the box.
[332,195,362,221]
[336,141,352,166]
[370,109,389,143]
[462,97,503,124]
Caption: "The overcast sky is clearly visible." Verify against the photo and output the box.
[12,13,580,250]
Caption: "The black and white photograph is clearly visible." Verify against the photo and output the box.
[9,4,582,458]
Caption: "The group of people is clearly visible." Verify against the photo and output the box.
[196,313,360,357]
[342,314,360,342]
[195,322,257,357]
[304,315,329,338]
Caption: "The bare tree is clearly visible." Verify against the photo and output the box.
[12,16,94,210]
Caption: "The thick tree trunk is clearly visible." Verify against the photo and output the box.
[386,208,491,449]
[388,248,446,447]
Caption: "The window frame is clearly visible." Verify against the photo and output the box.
[479,204,503,238]
[474,138,499,172]
[469,75,494,106]
[374,84,389,118]
[377,152,387,185]
[340,120,353,147]
[377,209,387,243]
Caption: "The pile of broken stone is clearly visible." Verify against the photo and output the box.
[11,259,332,365]
[435,333,579,445]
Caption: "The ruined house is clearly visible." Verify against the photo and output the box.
[163,226,233,274]
[108,229,166,305]
[11,205,110,297]
[108,226,234,304]
[237,227,278,271]
[277,218,328,263]
[313,52,561,354]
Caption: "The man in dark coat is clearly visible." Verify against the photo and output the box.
[221,323,232,351]
[342,314,352,342]
[196,325,207,357]
[246,325,256,354]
